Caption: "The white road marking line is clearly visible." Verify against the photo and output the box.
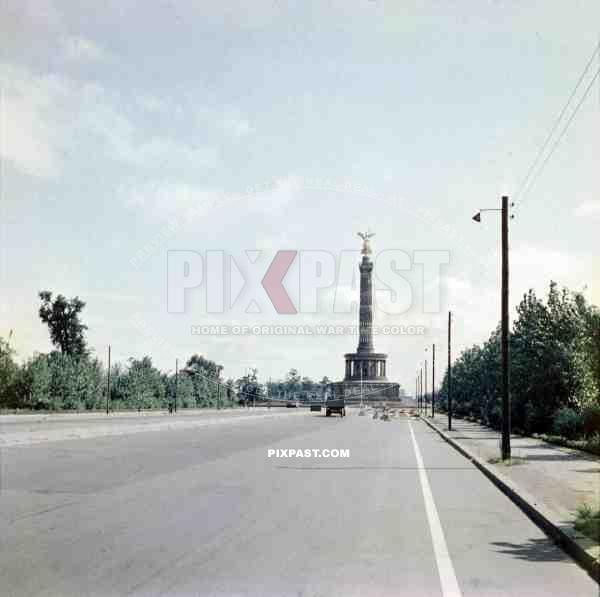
[408,420,463,597]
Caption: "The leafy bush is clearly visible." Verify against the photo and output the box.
[537,432,600,457]
[581,405,600,437]
[574,504,600,544]
[552,407,584,439]
[582,432,600,455]
[15,352,104,411]
[0,336,19,408]
[439,284,600,438]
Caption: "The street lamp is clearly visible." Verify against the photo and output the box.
[472,196,513,460]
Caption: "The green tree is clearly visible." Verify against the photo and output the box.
[185,354,223,407]
[301,376,314,394]
[17,353,52,410]
[438,282,599,435]
[285,368,301,398]
[125,356,165,410]
[14,352,104,411]
[44,353,104,410]
[38,291,88,358]
[107,362,128,410]
[165,371,195,408]
[224,378,236,406]
[235,368,263,406]
[575,294,600,406]
[0,333,19,408]
[234,374,250,405]
[511,284,589,432]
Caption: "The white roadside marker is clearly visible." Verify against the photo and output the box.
[408,420,463,597]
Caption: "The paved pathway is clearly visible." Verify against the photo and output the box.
[428,413,599,556]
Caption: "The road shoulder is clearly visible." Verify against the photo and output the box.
[420,414,600,584]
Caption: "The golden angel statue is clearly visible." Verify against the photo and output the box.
[357,231,375,255]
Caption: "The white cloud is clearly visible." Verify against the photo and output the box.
[61,36,110,63]
[3,0,63,36]
[121,182,221,219]
[509,244,588,283]
[0,63,220,180]
[195,106,255,140]
[137,95,168,113]
[1,93,58,177]
[245,177,300,214]
[385,242,594,364]
[126,137,218,172]
[222,115,253,138]
[575,200,600,219]
[0,64,65,177]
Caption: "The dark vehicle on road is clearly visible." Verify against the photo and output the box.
[325,398,345,417]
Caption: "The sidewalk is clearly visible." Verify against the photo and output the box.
[423,413,599,576]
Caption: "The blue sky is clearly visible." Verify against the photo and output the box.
[1,1,598,389]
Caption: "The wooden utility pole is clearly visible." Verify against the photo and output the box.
[106,345,111,415]
[432,343,436,418]
[174,358,178,413]
[420,367,423,415]
[501,196,511,460]
[424,358,428,414]
[448,311,452,431]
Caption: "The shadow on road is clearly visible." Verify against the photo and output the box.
[491,538,569,562]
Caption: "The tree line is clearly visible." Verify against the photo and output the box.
[0,291,334,411]
[436,282,600,439]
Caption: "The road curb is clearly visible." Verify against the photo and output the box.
[419,415,600,584]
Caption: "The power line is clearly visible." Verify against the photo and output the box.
[515,40,600,206]
[519,63,600,206]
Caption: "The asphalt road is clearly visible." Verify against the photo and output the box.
[0,409,597,596]
[0,408,302,446]
[0,408,285,433]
